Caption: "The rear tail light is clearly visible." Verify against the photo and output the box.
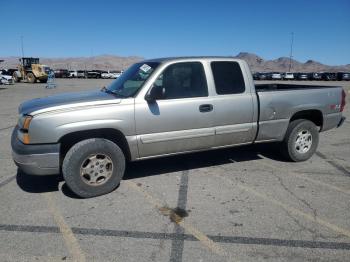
[341,89,346,112]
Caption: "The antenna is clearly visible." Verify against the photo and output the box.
[288,32,294,72]
[20,36,24,57]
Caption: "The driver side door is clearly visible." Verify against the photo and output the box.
[135,62,215,158]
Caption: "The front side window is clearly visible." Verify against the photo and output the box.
[106,62,159,98]
[211,61,245,95]
[154,62,208,99]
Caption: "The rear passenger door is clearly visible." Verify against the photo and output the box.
[210,61,256,146]
[135,62,215,158]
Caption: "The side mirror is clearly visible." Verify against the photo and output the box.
[145,85,165,103]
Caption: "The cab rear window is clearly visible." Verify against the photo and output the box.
[211,61,245,94]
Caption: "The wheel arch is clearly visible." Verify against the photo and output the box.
[289,109,323,130]
[59,128,132,164]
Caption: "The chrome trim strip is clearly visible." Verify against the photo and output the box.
[215,123,251,135]
[139,128,215,144]
[135,141,253,161]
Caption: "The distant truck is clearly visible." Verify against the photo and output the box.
[87,70,107,79]
[54,69,69,78]
[295,73,310,80]
[282,72,294,80]
[69,70,78,78]
[337,72,350,81]
[12,57,346,198]
[13,57,50,83]
[310,72,323,80]
[77,70,87,78]
[322,72,337,81]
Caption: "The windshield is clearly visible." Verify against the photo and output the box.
[106,62,159,98]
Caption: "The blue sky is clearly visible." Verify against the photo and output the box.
[1,0,349,65]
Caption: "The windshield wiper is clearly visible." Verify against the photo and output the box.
[101,87,128,98]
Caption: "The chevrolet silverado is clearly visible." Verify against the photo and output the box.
[12,57,346,197]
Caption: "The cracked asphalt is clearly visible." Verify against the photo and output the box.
[0,79,349,261]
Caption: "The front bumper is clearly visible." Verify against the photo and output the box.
[11,127,60,175]
[1,79,14,85]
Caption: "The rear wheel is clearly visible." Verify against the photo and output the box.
[27,72,36,83]
[39,78,48,83]
[62,138,125,198]
[281,119,319,162]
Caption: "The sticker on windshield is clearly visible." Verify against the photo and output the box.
[140,64,152,73]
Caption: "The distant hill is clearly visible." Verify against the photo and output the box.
[0,55,143,71]
[233,52,350,72]
[1,53,349,72]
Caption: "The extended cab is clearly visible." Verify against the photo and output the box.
[11,57,346,198]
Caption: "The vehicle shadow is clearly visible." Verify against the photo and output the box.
[16,143,285,198]
[61,183,89,199]
[16,170,63,193]
[124,143,284,180]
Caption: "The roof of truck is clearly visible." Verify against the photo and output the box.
[143,56,243,63]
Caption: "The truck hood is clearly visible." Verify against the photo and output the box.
[19,89,121,115]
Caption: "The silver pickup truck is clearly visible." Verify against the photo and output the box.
[11,57,346,197]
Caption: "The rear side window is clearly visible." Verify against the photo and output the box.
[211,61,245,94]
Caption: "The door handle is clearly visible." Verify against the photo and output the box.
[199,104,213,112]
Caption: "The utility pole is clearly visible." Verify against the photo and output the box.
[20,36,24,57]
[288,32,294,72]
[90,48,94,70]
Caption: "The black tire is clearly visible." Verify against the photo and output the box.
[281,119,319,162]
[62,138,125,198]
[27,72,36,83]
[39,78,48,83]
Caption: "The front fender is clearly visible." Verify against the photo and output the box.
[27,102,135,144]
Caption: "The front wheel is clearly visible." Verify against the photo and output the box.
[62,138,125,198]
[281,119,319,162]
[27,72,36,83]
[12,72,19,82]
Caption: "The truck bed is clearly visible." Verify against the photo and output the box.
[254,84,344,142]
[255,83,340,92]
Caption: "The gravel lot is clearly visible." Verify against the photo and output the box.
[0,79,349,261]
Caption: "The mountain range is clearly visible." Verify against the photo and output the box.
[234,52,350,73]
[1,53,349,73]
[0,55,143,71]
